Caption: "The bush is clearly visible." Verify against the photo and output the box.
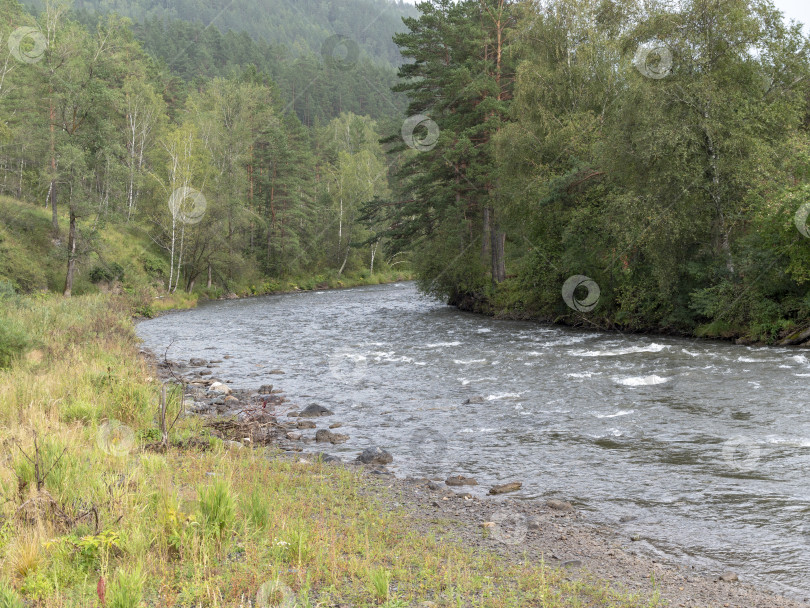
[107,567,144,608]
[89,262,125,284]
[197,479,235,541]
[0,580,24,608]
[0,317,30,368]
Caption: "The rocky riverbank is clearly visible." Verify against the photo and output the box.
[153,352,808,608]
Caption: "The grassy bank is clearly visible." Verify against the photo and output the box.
[0,292,666,607]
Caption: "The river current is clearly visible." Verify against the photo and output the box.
[137,282,810,598]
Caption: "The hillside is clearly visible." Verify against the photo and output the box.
[26,0,417,67]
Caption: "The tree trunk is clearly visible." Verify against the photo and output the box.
[49,96,58,235]
[489,206,506,284]
[63,209,77,297]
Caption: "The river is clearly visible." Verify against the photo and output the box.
[137,282,810,598]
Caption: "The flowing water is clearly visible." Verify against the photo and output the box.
[137,282,810,598]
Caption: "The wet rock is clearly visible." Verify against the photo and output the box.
[329,422,343,429]
[286,431,303,441]
[189,358,207,366]
[300,404,334,418]
[462,396,486,405]
[199,370,212,376]
[258,384,274,393]
[209,382,232,395]
[356,447,393,465]
[287,411,299,417]
[445,475,478,487]
[619,515,637,523]
[268,369,285,375]
[719,571,739,583]
[547,499,573,512]
[316,429,348,444]
[488,482,522,495]
[223,355,232,359]
[297,420,316,429]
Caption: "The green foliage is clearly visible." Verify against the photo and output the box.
[197,479,235,541]
[0,580,24,608]
[0,317,30,368]
[242,490,271,531]
[107,567,144,608]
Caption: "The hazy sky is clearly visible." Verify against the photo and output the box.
[772,0,807,26]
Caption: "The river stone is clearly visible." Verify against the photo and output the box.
[547,499,573,512]
[287,411,299,417]
[329,422,343,429]
[189,358,207,366]
[445,475,478,487]
[719,571,739,582]
[258,384,274,393]
[356,447,393,465]
[316,429,348,444]
[209,382,232,395]
[297,420,316,429]
[300,404,334,417]
[268,369,285,375]
[286,431,302,441]
[488,482,522,495]
[462,396,485,405]
[527,516,542,530]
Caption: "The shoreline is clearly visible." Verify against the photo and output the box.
[149,347,808,608]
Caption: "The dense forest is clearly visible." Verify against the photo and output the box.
[363,0,810,342]
[1,0,810,342]
[0,0,403,300]
[25,0,418,65]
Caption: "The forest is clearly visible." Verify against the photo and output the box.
[368,0,810,342]
[1,0,809,343]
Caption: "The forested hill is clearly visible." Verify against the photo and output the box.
[24,0,417,67]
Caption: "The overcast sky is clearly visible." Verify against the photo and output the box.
[773,0,808,27]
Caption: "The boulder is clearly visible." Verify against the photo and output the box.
[356,447,393,465]
[209,382,232,395]
[299,404,334,418]
[488,482,522,495]
[315,429,348,444]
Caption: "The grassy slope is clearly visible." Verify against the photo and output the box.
[0,196,411,313]
[0,293,664,607]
